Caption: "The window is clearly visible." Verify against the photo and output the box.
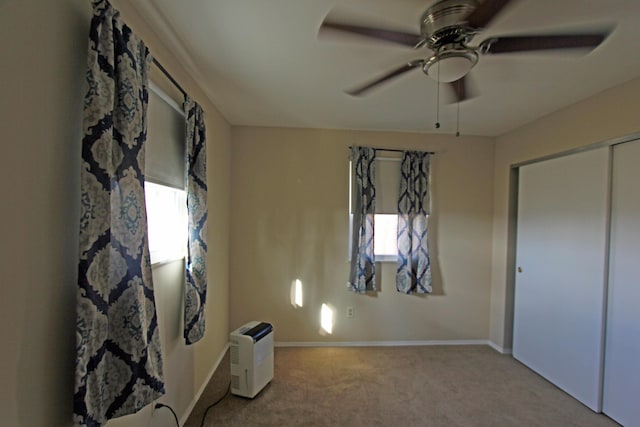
[349,154,401,261]
[373,214,398,260]
[145,82,187,264]
[145,182,187,264]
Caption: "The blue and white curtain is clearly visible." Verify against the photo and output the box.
[348,146,376,293]
[396,151,432,294]
[74,1,164,425]
[183,97,208,344]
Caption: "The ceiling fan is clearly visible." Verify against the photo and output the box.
[320,0,610,102]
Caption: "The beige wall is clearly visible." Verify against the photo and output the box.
[230,127,495,343]
[0,0,231,426]
[3,0,637,424]
[0,1,88,425]
[489,76,640,350]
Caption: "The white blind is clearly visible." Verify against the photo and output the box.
[146,87,185,189]
[376,155,401,214]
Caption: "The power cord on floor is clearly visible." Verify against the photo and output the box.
[154,403,179,426]
[199,381,232,427]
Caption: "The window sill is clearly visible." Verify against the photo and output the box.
[151,255,185,268]
[375,255,398,263]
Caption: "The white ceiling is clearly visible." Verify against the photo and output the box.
[131,0,640,137]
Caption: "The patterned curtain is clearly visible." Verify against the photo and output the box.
[183,97,208,344]
[74,1,164,425]
[348,146,376,293]
[396,151,432,294]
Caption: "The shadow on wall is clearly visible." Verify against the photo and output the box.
[15,0,89,424]
[428,152,444,296]
[428,210,444,297]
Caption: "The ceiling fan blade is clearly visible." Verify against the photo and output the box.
[479,33,608,54]
[465,0,516,29]
[320,21,422,47]
[346,60,424,96]
[447,76,475,103]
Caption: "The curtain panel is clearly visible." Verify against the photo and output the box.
[183,97,208,344]
[348,146,376,293]
[396,151,432,294]
[74,1,164,425]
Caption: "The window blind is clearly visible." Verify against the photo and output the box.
[146,87,186,189]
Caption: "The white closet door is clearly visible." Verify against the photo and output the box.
[603,140,640,426]
[513,147,610,411]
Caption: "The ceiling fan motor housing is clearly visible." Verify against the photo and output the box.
[420,0,480,83]
[420,0,478,49]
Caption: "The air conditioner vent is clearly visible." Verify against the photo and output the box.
[230,344,239,365]
[231,375,240,391]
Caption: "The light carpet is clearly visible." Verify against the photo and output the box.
[184,345,619,426]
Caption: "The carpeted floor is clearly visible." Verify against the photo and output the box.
[184,345,619,427]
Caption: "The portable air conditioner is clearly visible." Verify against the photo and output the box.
[230,321,274,398]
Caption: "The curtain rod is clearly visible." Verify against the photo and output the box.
[152,58,187,99]
[348,146,434,155]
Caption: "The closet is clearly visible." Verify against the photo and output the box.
[602,140,640,426]
[513,140,640,426]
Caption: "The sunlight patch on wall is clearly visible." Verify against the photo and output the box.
[320,303,335,335]
[290,279,303,308]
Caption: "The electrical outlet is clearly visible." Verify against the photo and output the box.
[346,306,354,318]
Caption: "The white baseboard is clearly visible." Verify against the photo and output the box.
[275,339,491,348]
[179,342,229,426]
[488,341,513,355]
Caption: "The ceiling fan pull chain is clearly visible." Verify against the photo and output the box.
[435,62,441,129]
[456,99,460,137]
[456,102,460,137]
[455,79,461,137]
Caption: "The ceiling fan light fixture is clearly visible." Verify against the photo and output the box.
[424,46,478,83]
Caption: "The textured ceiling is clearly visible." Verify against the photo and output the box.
[130,0,640,136]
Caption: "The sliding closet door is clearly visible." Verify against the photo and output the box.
[513,147,609,411]
[602,140,640,426]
